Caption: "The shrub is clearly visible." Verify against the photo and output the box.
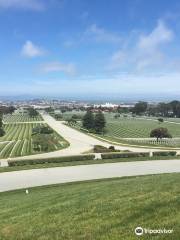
[101,152,149,159]
[32,126,53,135]
[152,151,176,157]
[109,146,115,151]
[0,128,5,137]
[8,154,95,167]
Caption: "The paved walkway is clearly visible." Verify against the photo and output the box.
[0,159,180,192]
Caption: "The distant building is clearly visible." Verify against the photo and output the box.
[94,102,119,109]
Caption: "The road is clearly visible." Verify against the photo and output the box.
[0,159,180,192]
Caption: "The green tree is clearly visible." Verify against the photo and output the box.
[150,128,172,141]
[158,118,164,123]
[0,116,5,137]
[94,111,106,134]
[132,102,148,115]
[28,108,38,118]
[67,118,77,125]
[82,111,94,130]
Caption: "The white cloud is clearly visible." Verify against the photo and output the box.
[0,0,44,10]
[85,24,121,43]
[40,61,76,75]
[138,20,174,51]
[109,20,174,71]
[21,41,45,58]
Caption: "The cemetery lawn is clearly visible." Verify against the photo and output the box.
[0,123,69,159]
[0,173,179,240]
[70,113,180,148]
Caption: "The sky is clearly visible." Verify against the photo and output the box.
[1,0,180,100]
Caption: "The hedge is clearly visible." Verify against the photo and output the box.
[101,152,149,159]
[152,151,177,157]
[8,154,95,167]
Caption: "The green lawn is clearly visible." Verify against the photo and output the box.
[50,110,85,121]
[70,113,180,147]
[3,114,43,123]
[105,117,180,138]
[0,123,69,159]
[0,173,179,239]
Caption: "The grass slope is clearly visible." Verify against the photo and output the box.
[0,173,179,240]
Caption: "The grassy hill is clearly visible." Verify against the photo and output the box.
[0,173,179,240]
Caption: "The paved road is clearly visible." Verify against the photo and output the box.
[0,159,180,192]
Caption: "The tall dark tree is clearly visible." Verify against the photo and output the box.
[150,128,172,141]
[157,102,171,117]
[28,108,38,118]
[169,100,179,117]
[0,116,5,137]
[94,111,106,134]
[132,102,148,115]
[82,111,94,130]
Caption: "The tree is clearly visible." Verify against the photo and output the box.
[150,128,172,141]
[158,118,164,123]
[54,113,63,120]
[28,108,38,118]
[32,126,53,135]
[8,106,16,114]
[0,128,5,137]
[157,103,171,117]
[169,100,179,117]
[67,118,77,125]
[0,117,5,137]
[94,111,106,134]
[82,111,94,130]
[0,116,3,129]
[132,102,148,115]
[114,114,120,119]
[0,106,16,115]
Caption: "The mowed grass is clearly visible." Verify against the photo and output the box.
[71,113,180,147]
[3,114,43,123]
[0,123,68,159]
[105,116,180,138]
[0,173,179,240]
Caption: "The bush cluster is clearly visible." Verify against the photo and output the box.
[152,151,176,157]
[93,145,116,153]
[101,152,149,159]
[8,154,95,167]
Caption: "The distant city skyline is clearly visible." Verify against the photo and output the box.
[1,0,180,97]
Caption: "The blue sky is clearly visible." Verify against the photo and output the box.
[1,0,180,99]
